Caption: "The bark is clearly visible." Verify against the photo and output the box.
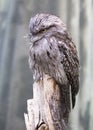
[24,75,69,130]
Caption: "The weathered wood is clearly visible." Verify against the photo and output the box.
[24,75,69,130]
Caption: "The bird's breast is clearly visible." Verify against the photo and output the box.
[29,36,68,84]
[31,37,57,61]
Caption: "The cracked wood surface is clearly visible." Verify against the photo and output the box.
[24,75,69,130]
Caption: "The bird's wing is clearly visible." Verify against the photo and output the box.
[56,31,79,108]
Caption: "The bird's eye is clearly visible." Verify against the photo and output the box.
[41,28,46,32]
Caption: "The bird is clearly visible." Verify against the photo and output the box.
[28,13,79,114]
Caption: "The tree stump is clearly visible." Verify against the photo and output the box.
[24,75,69,130]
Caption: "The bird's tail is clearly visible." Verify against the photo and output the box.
[58,83,71,122]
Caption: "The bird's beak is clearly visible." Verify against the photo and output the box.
[28,33,39,43]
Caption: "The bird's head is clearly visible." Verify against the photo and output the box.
[28,13,66,43]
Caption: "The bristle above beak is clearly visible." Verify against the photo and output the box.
[24,33,32,39]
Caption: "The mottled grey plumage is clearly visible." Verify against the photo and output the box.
[28,14,79,113]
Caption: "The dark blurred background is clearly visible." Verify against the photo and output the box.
[0,0,93,130]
